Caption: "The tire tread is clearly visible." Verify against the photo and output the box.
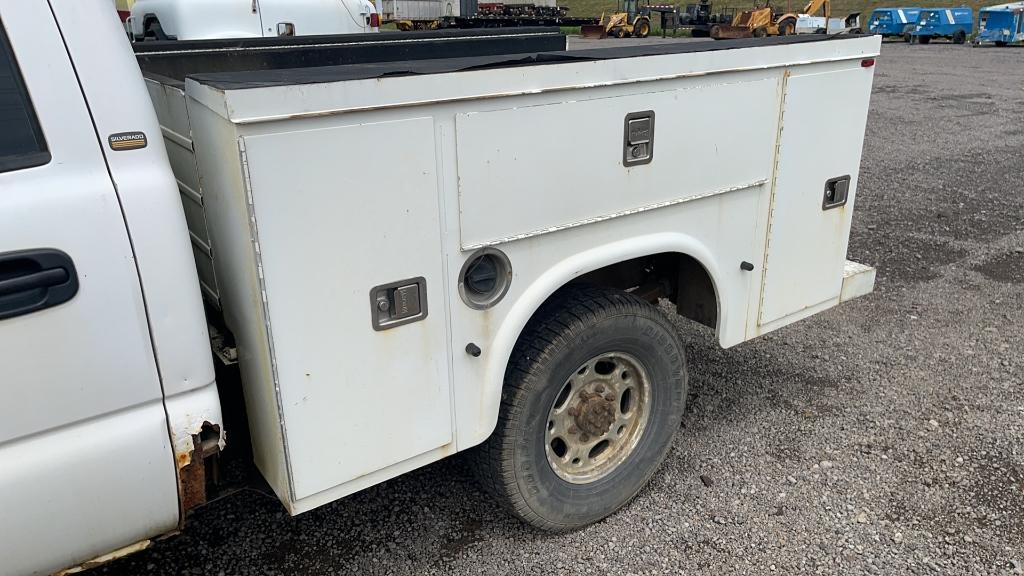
[471,286,684,531]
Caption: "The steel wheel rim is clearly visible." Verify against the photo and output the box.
[544,352,652,484]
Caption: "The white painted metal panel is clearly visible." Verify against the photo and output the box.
[175,35,879,513]
[447,187,764,448]
[256,0,374,36]
[194,36,881,125]
[0,2,179,573]
[186,100,293,505]
[455,77,779,250]
[240,118,453,500]
[145,79,221,304]
[0,402,178,576]
[759,65,874,325]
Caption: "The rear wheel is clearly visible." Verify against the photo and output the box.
[474,286,688,530]
[952,29,966,44]
[918,35,931,44]
[778,17,796,35]
[635,17,651,38]
[996,40,1008,46]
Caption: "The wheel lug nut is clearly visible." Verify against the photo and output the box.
[568,425,579,434]
[580,434,590,442]
[595,385,605,393]
[605,393,615,401]
[568,406,580,417]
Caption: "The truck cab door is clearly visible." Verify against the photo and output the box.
[0,4,179,575]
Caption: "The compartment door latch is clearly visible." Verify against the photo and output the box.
[822,175,851,210]
[371,277,428,331]
[623,111,655,167]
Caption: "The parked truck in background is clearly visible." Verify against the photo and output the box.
[0,1,881,574]
[128,0,379,40]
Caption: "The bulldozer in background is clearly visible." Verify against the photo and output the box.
[710,0,847,39]
[581,0,654,37]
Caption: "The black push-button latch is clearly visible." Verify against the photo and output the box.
[823,175,851,210]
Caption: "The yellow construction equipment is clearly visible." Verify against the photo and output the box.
[581,0,653,38]
[710,0,831,39]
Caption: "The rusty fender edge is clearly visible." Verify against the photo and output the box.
[176,420,224,514]
[54,540,152,575]
[166,383,228,519]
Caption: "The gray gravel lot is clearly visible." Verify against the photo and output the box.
[97,40,1024,575]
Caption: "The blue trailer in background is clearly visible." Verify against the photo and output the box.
[910,6,973,43]
[868,7,923,38]
[975,2,1024,45]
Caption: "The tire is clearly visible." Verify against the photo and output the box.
[614,27,627,38]
[778,18,796,35]
[710,24,722,39]
[952,29,966,44]
[918,35,930,44]
[473,286,688,530]
[996,40,1008,46]
[753,26,768,37]
[635,18,651,38]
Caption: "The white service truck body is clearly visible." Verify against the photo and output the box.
[0,1,880,573]
[161,36,880,511]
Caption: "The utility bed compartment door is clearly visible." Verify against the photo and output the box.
[759,65,873,325]
[239,117,452,500]
[454,76,780,249]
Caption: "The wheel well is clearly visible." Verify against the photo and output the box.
[566,252,718,329]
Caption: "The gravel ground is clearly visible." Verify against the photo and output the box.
[97,41,1024,575]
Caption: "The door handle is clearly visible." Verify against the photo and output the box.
[0,268,69,297]
[0,249,79,321]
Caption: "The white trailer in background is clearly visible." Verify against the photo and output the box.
[0,0,879,573]
[127,0,379,40]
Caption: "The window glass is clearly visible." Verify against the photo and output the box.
[0,19,49,173]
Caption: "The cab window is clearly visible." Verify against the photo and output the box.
[0,19,49,173]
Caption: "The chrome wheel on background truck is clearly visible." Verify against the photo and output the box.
[474,287,687,530]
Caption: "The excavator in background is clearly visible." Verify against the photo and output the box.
[710,0,852,39]
[581,0,655,37]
